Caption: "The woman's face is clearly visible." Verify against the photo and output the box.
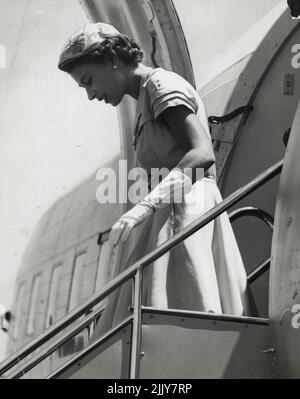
[69,59,126,106]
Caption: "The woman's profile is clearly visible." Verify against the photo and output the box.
[58,22,250,340]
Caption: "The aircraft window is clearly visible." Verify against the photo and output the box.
[58,252,90,357]
[0,44,5,68]
[45,264,62,328]
[12,283,25,339]
[68,252,87,311]
[26,275,42,335]
[80,263,96,303]
[83,232,114,339]
[91,231,118,320]
[95,231,116,294]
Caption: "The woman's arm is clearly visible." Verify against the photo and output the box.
[109,106,215,247]
[159,105,215,177]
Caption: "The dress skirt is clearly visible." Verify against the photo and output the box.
[90,177,250,342]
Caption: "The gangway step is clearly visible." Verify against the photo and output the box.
[47,308,272,379]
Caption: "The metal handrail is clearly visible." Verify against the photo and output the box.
[229,206,274,231]
[46,316,134,379]
[247,257,271,285]
[228,207,274,285]
[0,159,283,377]
[6,306,105,379]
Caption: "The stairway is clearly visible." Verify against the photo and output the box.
[47,308,272,379]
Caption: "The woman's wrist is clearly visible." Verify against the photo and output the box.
[143,169,192,209]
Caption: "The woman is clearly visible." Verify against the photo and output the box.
[58,22,250,337]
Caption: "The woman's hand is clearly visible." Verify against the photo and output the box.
[108,202,154,247]
[108,169,192,247]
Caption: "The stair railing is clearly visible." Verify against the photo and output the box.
[0,159,283,379]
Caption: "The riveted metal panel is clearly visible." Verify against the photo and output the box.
[271,312,300,379]
[139,311,272,379]
[59,323,132,379]
[269,101,300,378]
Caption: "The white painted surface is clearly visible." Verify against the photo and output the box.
[173,0,287,89]
[0,44,5,68]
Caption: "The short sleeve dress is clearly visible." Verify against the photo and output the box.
[91,67,250,341]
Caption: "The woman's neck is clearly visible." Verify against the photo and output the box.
[126,63,155,100]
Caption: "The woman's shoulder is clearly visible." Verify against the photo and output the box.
[146,68,195,97]
[144,68,201,119]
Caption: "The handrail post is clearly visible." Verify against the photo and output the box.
[229,207,274,231]
[129,269,143,379]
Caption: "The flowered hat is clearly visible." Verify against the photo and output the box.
[58,22,121,71]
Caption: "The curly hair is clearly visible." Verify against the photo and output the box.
[62,34,144,72]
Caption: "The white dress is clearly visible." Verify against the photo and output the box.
[91,67,250,341]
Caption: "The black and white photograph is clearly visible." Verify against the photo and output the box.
[0,0,300,382]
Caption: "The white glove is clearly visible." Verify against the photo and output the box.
[144,169,192,208]
[109,201,154,247]
[108,169,192,247]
